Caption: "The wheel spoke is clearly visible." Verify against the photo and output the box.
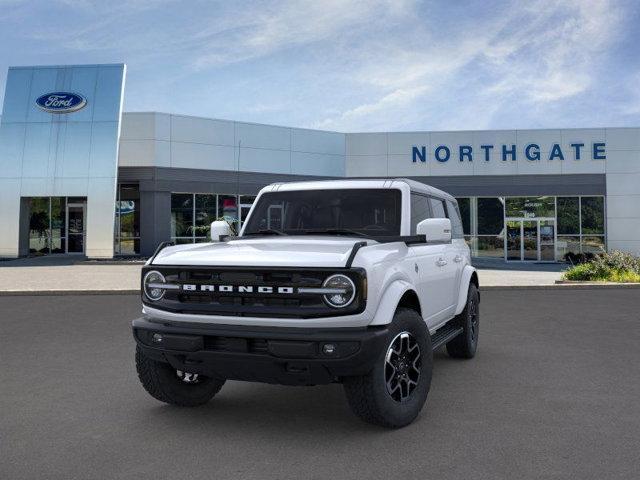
[387,377,401,395]
[384,331,421,402]
[468,298,479,342]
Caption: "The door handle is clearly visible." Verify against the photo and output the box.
[454,255,463,263]
[436,258,447,267]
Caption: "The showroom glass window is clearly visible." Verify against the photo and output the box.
[217,195,239,234]
[556,196,606,257]
[438,195,605,260]
[170,193,253,243]
[505,197,554,218]
[114,184,140,255]
[27,196,86,255]
[557,197,580,259]
[28,197,56,254]
[195,194,217,242]
[580,197,605,254]
[476,197,504,258]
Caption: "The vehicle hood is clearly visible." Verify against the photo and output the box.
[151,236,366,268]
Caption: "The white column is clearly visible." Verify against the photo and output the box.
[605,128,640,255]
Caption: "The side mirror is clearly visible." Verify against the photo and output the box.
[210,220,232,242]
[416,218,452,243]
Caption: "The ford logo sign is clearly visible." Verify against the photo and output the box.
[35,92,87,114]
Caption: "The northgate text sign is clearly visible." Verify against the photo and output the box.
[412,142,606,163]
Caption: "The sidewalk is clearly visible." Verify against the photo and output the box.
[472,257,565,287]
[0,256,566,294]
[0,257,142,294]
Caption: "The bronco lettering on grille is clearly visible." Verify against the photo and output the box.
[181,284,295,294]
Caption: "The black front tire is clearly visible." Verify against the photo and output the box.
[446,283,479,359]
[343,308,433,428]
[135,345,225,407]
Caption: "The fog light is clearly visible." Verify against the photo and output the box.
[152,333,163,343]
[322,343,336,355]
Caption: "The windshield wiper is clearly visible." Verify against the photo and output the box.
[300,228,371,238]
[243,229,287,236]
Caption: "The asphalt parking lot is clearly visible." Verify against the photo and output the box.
[1,289,639,480]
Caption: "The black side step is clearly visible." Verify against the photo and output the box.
[430,324,464,350]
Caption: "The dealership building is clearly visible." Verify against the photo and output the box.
[1,63,639,261]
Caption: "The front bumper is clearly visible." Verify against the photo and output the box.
[132,317,390,386]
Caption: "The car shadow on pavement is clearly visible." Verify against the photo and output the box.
[131,353,453,436]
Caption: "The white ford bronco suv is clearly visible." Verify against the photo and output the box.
[133,179,479,428]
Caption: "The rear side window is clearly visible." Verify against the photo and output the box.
[429,198,447,218]
[410,193,431,234]
[446,199,464,239]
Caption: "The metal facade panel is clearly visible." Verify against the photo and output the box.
[0,64,126,258]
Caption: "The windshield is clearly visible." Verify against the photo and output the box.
[242,189,402,237]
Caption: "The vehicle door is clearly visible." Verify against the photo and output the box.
[407,193,451,327]
[445,199,467,289]
[427,197,458,319]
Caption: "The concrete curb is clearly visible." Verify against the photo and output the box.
[0,289,140,296]
[75,261,147,265]
[2,283,640,295]
[483,283,640,290]
[555,280,640,286]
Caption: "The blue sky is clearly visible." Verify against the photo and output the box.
[1,0,639,132]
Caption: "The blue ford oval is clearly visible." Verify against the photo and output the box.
[35,92,87,114]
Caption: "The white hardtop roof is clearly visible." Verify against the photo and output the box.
[264,178,455,202]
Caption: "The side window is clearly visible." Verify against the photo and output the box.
[446,199,464,239]
[410,193,431,234]
[429,197,447,218]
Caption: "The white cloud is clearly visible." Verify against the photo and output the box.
[190,0,413,69]
[482,0,622,104]
[313,85,429,130]
[2,0,631,130]
[314,0,625,130]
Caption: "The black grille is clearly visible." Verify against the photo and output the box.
[143,266,366,319]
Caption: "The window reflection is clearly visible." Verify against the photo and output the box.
[581,197,605,234]
[582,236,605,254]
[114,184,140,255]
[170,193,255,244]
[476,235,504,258]
[477,198,504,235]
[456,195,605,260]
[505,196,555,218]
[557,197,579,235]
[27,196,85,255]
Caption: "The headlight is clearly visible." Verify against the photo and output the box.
[322,274,356,308]
[143,270,166,301]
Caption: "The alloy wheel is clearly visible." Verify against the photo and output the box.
[384,332,421,402]
[469,297,478,343]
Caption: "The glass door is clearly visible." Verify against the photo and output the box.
[539,220,556,261]
[522,221,538,261]
[506,220,522,261]
[66,203,86,254]
[505,218,556,261]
